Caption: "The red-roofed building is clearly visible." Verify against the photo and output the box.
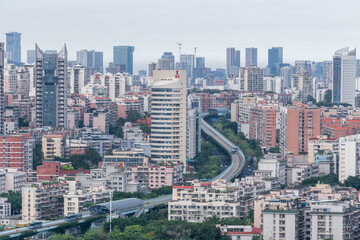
[217,225,262,240]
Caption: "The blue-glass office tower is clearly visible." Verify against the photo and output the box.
[35,44,68,128]
[5,32,21,65]
[196,57,205,68]
[180,54,195,87]
[113,46,135,74]
[76,49,103,73]
[245,48,258,67]
[268,47,283,75]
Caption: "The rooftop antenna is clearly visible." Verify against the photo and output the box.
[176,42,182,62]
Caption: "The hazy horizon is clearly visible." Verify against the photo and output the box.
[1,0,360,73]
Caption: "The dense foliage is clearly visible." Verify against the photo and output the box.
[54,148,102,170]
[344,176,360,190]
[109,118,126,138]
[192,142,223,180]
[0,191,22,214]
[33,143,43,170]
[126,110,142,123]
[301,174,340,186]
[214,119,263,158]
[138,123,151,134]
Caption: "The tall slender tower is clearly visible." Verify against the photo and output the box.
[151,70,187,165]
[332,47,356,106]
[0,43,4,135]
[35,44,68,128]
[113,46,135,74]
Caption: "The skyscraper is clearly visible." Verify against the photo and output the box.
[151,70,187,165]
[76,49,103,73]
[5,32,21,64]
[332,47,356,106]
[268,47,283,75]
[69,65,86,95]
[27,50,35,64]
[180,54,195,87]
[0,43,4,135]
[113,46,135,74]
[226,47,235,77]
[196,57,205,69]
[239,67,263,92]
[245,47,258,67]
[35,44,68,128]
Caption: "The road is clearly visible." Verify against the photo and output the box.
[0,116,245,238]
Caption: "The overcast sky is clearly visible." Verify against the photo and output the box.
[1,0,359,73]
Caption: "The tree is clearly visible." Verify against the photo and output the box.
[139,123,151,134]
[82,229,107,240]
[126,110,142,123]
[324,89,332,103]
[50,234,77,240]
[0,191,22,214]
[33,144,43,170]
[301,174,339,187]
[18,117,29,128]
[344,176,360,190]
[307,95,316,104]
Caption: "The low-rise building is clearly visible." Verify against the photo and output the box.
[131,159,183,189]
[103,149,146,168]
[4,168,25,192]
[0,198,11,218]
[22,182,69,221]
[42,135,65,160]
[217,225,262,240]
[168,179,252,223]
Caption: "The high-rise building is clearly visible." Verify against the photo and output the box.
[295,60,312,74]
[113,46,135,74]
[250,106,276,148]
[151,70,187,165]
[226,48,241,77]
[196,57,205,69]
[180,54,195,87]
[27,50,35,64]
[324,61,333,89]
[280,65,292,89]
[279,101,321,156]
[69,65,86,94]
[245,47,258,67]
[332,47,356,106]
[239,67,263,92]
[0,43,4,135]
[35,44,68,128]
[268,47,283,75]
[157,52,175,70]
[5,32,21,64]
[76,49,103,73]
[4,64,17,94]
[291,74,313,97]
[148,62,156,77]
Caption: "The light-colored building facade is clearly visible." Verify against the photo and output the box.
[151,70,187,165]
[0,198,11,218]
[42,135,65,160]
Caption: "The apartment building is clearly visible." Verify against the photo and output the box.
[22,182,69,221]
[64,186,110,216]
[286,163,319,187]
[0,198,11,218]
[4,168,25,192]
[42,135,65,160]
[104,148,146,168]
[337,134,360,182]
[279,101,322,156]
[168,180,252,223]
[131,159,184,188]
[262,196,305,240]
[249,105,276,148]
[291,74,313,97]
[0,134,34,173]
[0,171,5,193]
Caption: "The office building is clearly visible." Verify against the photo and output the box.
[76,49,103,73]
[295,60,312,74]
[157,52,175,70]
[35,44,68,128]
[245,47,258,67]
[0,43,4,135]
[151,70,187,164]
[226,47,239,77]
[5,32,21,64]
[280,65,292,89]
[27,50,35,64]
[332,47,356,106]
[180,54,195,87]
[239,67,263,92]
[196,57,205,69]
[268,47,283,75]
[113,46,135,74]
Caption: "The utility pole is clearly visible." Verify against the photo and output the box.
[109,190,112,233]
[176,42,182,63]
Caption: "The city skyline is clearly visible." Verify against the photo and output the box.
[1,0,360,73]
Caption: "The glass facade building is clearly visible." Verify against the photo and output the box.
[113,46,135,74]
